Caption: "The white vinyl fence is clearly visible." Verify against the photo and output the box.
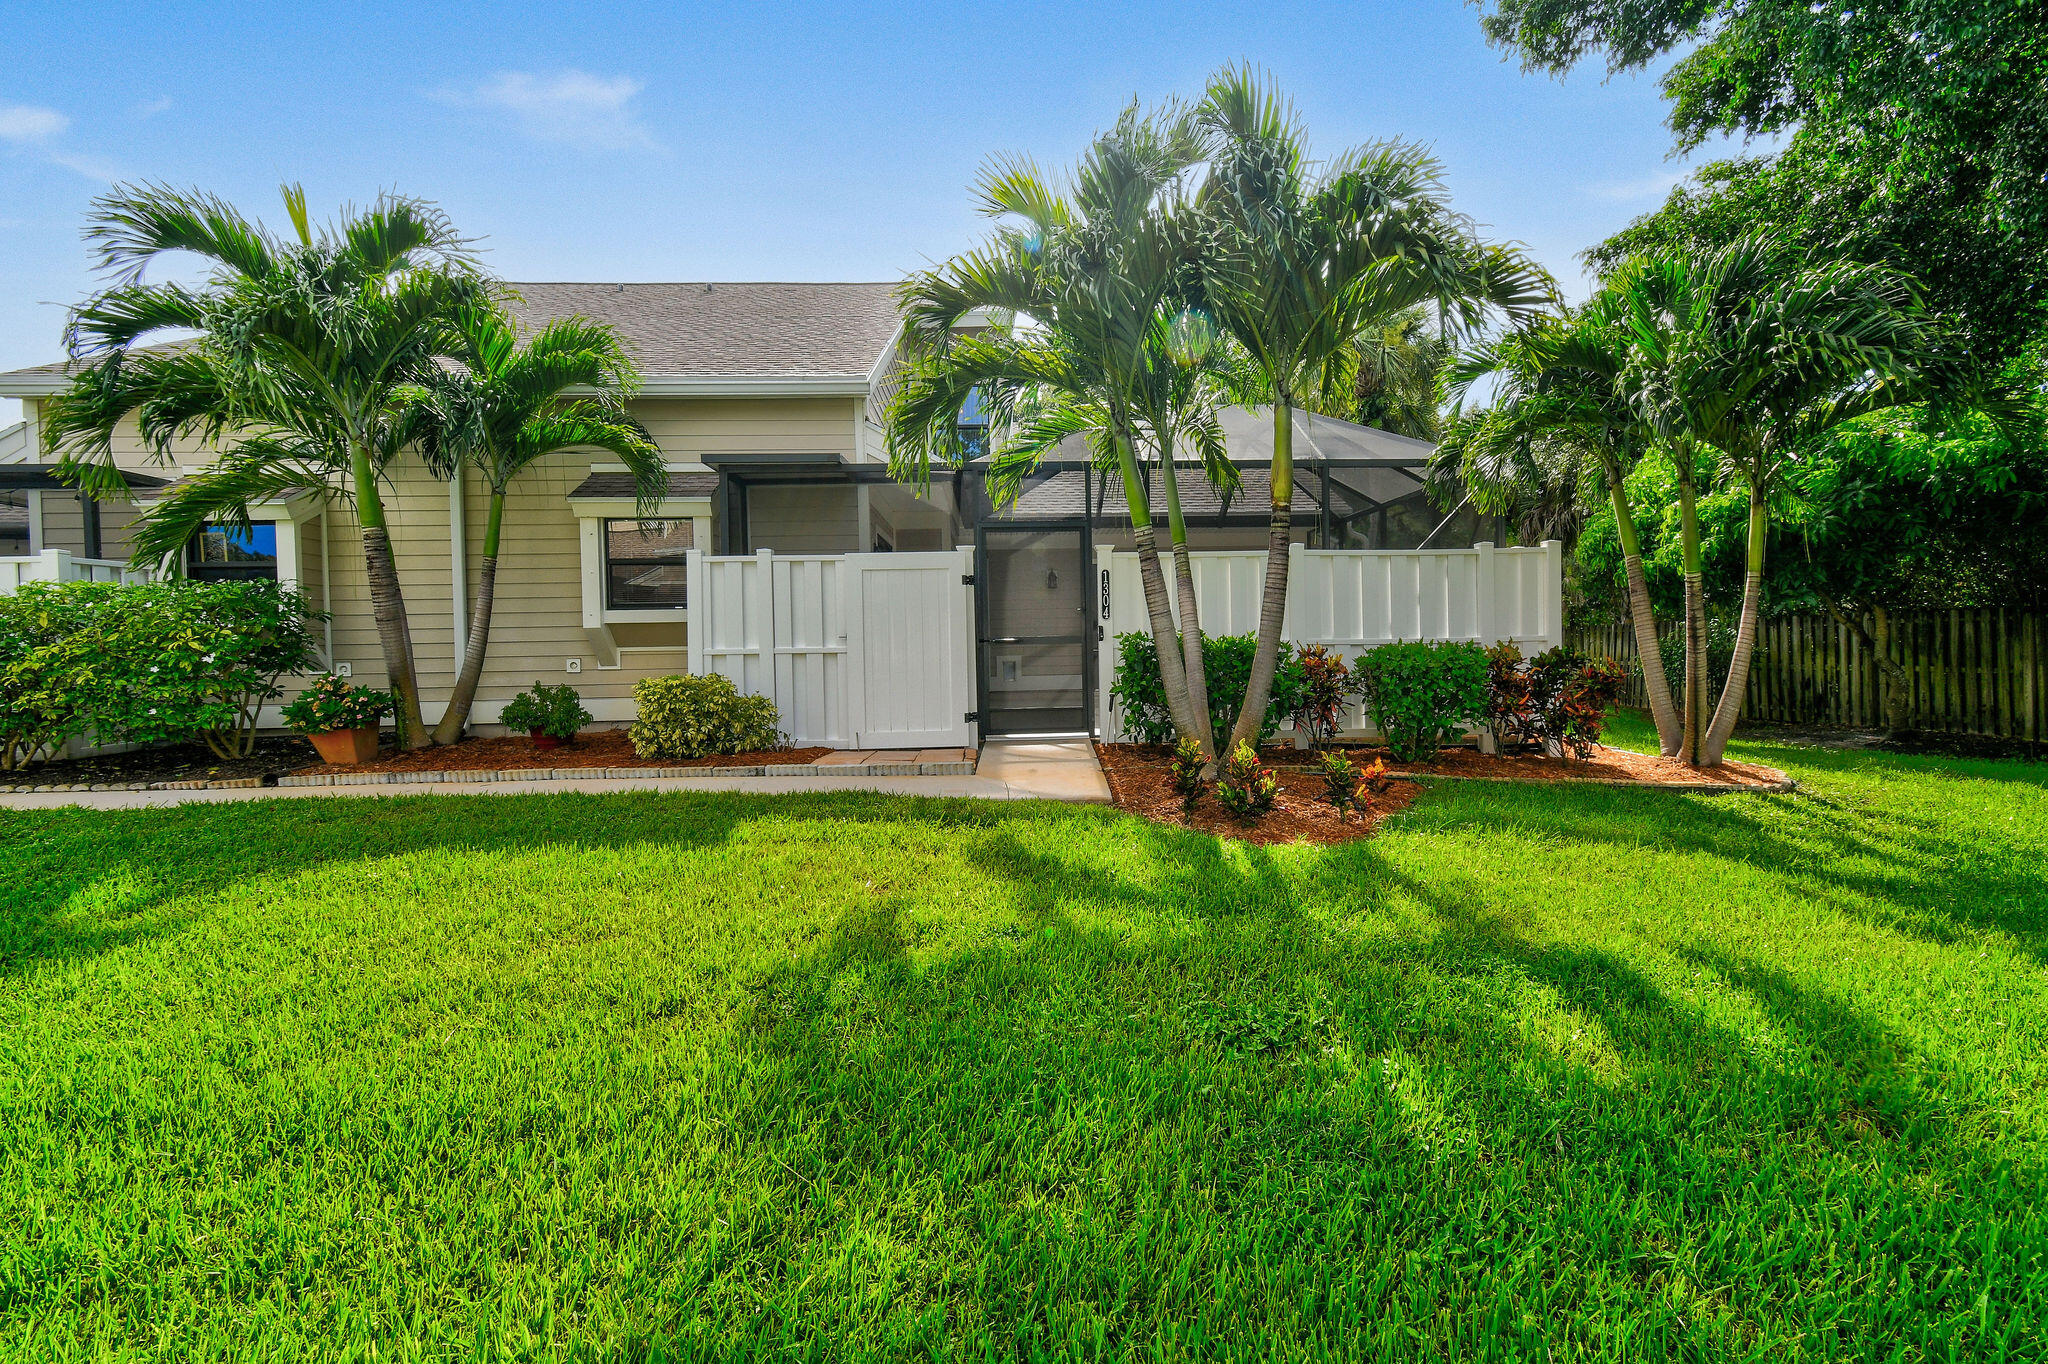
[1095,541,1564,739]
[0,549,147,594]
[685,548,976,749]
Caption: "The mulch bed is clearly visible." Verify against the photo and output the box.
[1332,742,1791,789]
[1096,743,1422,846]
[2,737,311,790]
[1097,740,1791,846]
[292,726,829,776]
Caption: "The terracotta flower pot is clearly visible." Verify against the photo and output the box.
[308,725,380,765]
[530,730,563,750]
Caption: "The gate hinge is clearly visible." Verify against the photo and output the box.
[965,710,982,724]
[961,572,976,586]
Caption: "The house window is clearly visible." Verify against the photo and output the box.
[187,522,278,581]
[957,386,989,458]
[604,519,692,608]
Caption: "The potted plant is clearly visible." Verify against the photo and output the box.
[499,681,592,750]
[281,673,393,764]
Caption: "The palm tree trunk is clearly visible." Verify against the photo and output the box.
[353,442,428,749]
[432,486,501,746]
[1608,472,1680,755]
[1226,400,1293,757]
[1701,484,1766,766]
[1157,439,1213,758]
[1676,462,1706,765]
[1116,433,1201,743]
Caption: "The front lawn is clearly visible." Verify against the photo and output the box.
[4,716,2044,1360]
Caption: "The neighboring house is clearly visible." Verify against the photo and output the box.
[0,281,1498,736]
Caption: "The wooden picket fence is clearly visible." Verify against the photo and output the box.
[1571,608,2047,742]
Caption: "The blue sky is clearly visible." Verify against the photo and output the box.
[0,0,1736,425]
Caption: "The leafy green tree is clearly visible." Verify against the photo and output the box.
[1477,0,2048,359]
[888,104,1224,755]
[1195,67,1553,757]
[404,301,663,745]
[42,183,484,748]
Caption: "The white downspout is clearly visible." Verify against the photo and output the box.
[449,468,468,662]
[320,510,335,666]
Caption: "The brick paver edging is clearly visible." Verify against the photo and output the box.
[2,759,980,794]
[0,777,269,794]
[273,759,979,787]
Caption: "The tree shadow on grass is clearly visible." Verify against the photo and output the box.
[1400,775,2048,963]
[707,816,2043,1357]
[0,789,1021,980]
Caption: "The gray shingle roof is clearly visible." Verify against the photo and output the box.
[504,282,900,380]
[567,471,719,499]
[0,283,903,391]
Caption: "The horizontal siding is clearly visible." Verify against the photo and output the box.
[30,396,866,724]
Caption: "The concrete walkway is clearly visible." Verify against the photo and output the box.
[0,738,1111,812]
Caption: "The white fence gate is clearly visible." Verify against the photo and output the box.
[1095,541,1564,739]
[685,548,976,749]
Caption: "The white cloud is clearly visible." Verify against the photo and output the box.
[0,103,69,143]
[132,96,176,119]
[45,150,123,182]
[432,70,658,152]
[1586,170,1686,204]
[0,103,120,181]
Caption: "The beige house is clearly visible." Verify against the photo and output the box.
[0,281,1494,737]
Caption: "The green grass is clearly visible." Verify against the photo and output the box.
[3,715,2045,1361]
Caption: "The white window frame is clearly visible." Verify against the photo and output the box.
[570,496,714,627]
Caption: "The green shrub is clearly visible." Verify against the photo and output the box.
[0,583,102,770]
[1213,741,1277,821]
[630,674,783,760]
[1483,641,1541,751]
[1316,751,1387,813]
[1110,632,1307,746]
[1,579,325,765]
[499,682,593,740]
[282,674,393,735]
[1170,736,1208,815]
[1289,644,1352,745]
[1349,640,1490,763]
[1526,647,1630,759]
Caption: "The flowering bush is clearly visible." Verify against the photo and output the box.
[1,579,325,765]
[0,583,102,770]
[282,674,394,736]
[1214,741,1277,821]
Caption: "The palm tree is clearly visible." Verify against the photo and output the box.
[887,104,1224,755]
[1437,306,1685,755]
[1195,68,1554,757]
[43,183,484,748]
[404,301,665,745]
[993,309,1244,750]
[1633,239,1946,765]
[1349,307,1453,439]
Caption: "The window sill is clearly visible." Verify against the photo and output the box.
[601,607,689,625]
